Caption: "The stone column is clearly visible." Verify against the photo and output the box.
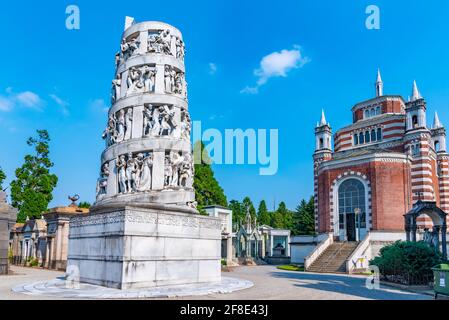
[226,237,233,265]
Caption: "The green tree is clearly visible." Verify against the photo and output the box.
[257,200,271,226]
[193,141,227,213]
[292,197,315,235]
[272,202,293,230]
[10,130,58,222]
[229,200,244,231]
[78,202,91,209]
[0,167,5,190]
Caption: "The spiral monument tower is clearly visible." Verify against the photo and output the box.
[67,18,221,289]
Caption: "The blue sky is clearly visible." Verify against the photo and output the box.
[1,0,449,210]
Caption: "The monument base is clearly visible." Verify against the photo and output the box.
[67,203,222,289]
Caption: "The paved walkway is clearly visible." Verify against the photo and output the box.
[0,265,432,300]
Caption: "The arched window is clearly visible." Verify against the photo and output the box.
[370,108,375,117]
[376,106,381,115]
[338,179,367,240]
[435,141,441,152]
[354,134,359,145]
[365,110,370,119]
[371,129,376,142]
[412,115,419,128]
[359,132,365,144]
[377,128,382,141]
[319,138,324,149]
[365,131,371,143]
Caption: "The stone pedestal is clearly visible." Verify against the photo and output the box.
[0,192,18,275]
[67,203,221,289]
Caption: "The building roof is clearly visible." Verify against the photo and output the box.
[332,146,398,161]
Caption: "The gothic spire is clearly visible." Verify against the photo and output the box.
[319,109,327,127]
[375,68,383,97]
[411,80,421,101]
[434,111,443,129]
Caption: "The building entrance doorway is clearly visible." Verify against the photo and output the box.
[346,213,356,242]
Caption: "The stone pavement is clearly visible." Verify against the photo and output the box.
[0,265,432,300]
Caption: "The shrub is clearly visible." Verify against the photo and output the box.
[370,241,442,284]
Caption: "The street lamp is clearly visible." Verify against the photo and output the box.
[354,208,361,242]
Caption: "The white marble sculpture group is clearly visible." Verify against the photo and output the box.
[96,21,194,205]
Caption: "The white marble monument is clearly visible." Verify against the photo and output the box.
[67,18,221,289]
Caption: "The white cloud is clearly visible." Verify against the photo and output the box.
[15,91,43,109]
[89,98,109,113]
[0,96,13,111]
[49,94,70,115]
[0,89,44,112]
[241,46,310,94]
[209,63,217,75]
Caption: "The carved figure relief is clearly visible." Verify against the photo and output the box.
[96,162,110,198]
[121,37,140,60]
[127,65,156,95]
[181,108,191,141]
[148,30,172,55]
[117,153,154,194]
[111,75,122,104]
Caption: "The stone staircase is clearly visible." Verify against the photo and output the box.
[307,242,359,274]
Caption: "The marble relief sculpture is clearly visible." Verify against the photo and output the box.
[116,153,155,194]
[181,109,191,141]
[148,29,172,55]
[121,37,140,60]
[102,114,117,147]
[124,108,133,141]
[175,38,185,60]
[127,65,156,95]
[96,162,110,198]
[111,75,121,103]
[116,109,126,143]
[163,152,193,189]
[164,65,184,95]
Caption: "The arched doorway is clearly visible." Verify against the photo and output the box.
[337,178,367,242]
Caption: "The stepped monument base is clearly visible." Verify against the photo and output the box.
[67,203,222,289]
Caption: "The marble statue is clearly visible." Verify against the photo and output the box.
[159,105,177,136]
[179,153,193,188]
[164,155,173,187]
[151,105,161,136]
[175,38,185,60]
[117,155,127,194]
[174,72,184,95]
[102,114,117,147]
[116,110,126,143]
[121,37,139,60]
[164,66,173,93]
[138,153,153,191]
[126,153,139,192]
[181,109,191,141]
[142,66,156,92]
[124,108,133,141]
[143,104,153,136]
[127,67,144,95]
[96,163,110,198]
[112,75,122,103]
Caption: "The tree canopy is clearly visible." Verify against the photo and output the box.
[0,167,5,190]
[257,200,271,226]
[10,130,58,222]
[193,141,227,213]
[292,196,316,235]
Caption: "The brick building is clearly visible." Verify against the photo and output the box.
[314,70,449,244]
